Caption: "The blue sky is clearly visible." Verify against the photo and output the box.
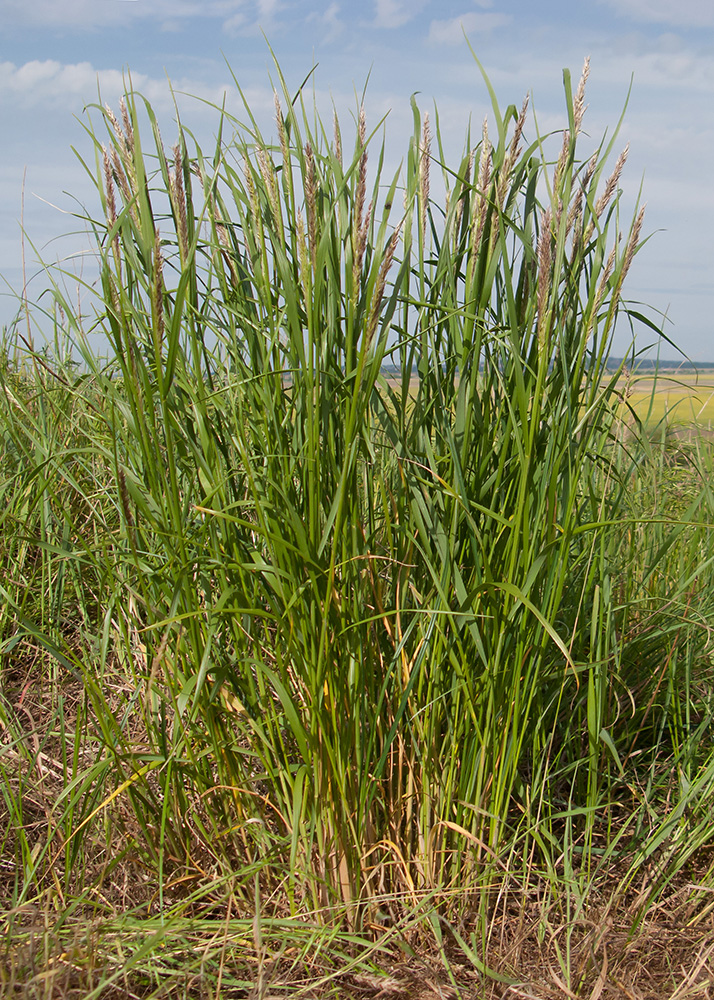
[1,0,712,358]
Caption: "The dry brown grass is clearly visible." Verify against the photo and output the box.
[3,892,714,998]
[3,652,714,999]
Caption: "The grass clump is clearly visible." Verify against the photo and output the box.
[2,52,714,997]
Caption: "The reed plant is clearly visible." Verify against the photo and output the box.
[2,53,714,996]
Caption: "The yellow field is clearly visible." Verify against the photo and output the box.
[615,370,714,427]
[385,369,714,429]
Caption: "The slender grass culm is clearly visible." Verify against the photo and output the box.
[2,52,714,997]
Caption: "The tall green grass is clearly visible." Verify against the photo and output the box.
[2,53,714,995]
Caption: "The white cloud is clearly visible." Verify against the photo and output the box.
[596,0,714,28]
[257,0,281,16]
[223,13,248,33]
[373,0,426,29]
[428,12,511,45]
[222,0,281,35]
[593,42,714,91]
[307,3,344,43]
[0,60,141,107]
[222,0,281,33]
[1,0,251,30]
[0,58,279,298]
[0,58,277,122]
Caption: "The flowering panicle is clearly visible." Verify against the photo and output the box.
[169,143,190,265]
[304,143,318,269]
[153,228,165,350]
[366,222,402,348]
[419,112,431,244]
[352,106,370,296]
[537,207,553,348]
[467,118,492,283]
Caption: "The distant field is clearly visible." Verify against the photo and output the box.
[616,369,714,426]
[383,368,714,427]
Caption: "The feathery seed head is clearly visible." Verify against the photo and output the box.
[119,97,134,152]
[333,109,342,166]
[117,467,135,531]
[102,147,122,274]
[553,129,571,196]
[153,228,164,348]
[477,117,490,194]
[573,57,590,135]
[618,203,646,288]
[366,222,402,348]
[585,239,618,339]
[274,91,289,163]
[257,147,280,229]
[105,104,126,151]
[171,143,189,265]
[215,215,240,290]
[537,207,553,346]
[590,242,618,326]
[500,97,529,205]
[297,207,309,293]
[468,119,492,270]
[355,107,368,223]
[105,101,136,186]
[243,157,260,228]
[419,112,431,243]
[353,197,373,300]
[583,151,598,191]
[453,148,474,246]
[102,147,117,228]
[353,110,369,295]
[509,94,529,163]
[595,143,629,218]
[110,148,139,226]
[578,153,602,246]
[304,143,318,267]
[570,153,598,229]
